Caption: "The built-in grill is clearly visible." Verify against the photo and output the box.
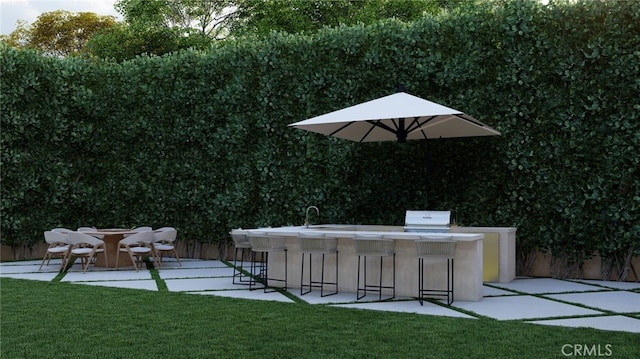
[403,210,451,233]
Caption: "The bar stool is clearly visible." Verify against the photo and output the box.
[247,231,287,292]
[416,235,456,305]
[230,230,252,285]
[297,232,338,297]
[353,233,396,301]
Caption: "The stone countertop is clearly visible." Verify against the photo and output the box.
[239,225,484,242]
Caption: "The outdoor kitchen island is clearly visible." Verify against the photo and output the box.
[239,225,485,302]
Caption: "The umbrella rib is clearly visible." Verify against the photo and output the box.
[407,116,436,139]
[406,117,425,132]
[364,119,402,142]
[369,120,398,133]
[413,116,436,130]
[408,117,429,140]
[329,122,356,137]
[359,123,377,142]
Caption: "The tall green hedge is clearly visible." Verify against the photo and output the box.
[1,0,638,278]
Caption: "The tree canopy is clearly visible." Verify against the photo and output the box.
[115,0,236,38]
[0,10,117,57]
[229,0,449,37]
[85,22,213,62]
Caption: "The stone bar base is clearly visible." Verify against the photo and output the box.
[240,225,484,302]
[450,227,517,283]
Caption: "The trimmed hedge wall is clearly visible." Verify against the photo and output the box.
[1,0,638,277]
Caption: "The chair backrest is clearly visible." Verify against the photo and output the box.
[416,236,456,258]
[121,231,155,246]
[297,232,337,253]
[77,226,104,239]
[247,232,286,252]
[52,228,73,233]
[230,230,250,248]
[134,226,153,232]
[353,234,395,256]
[44,231,69,245]
[154,229,177,243]
[247,232,269,251]
[67,232,105,247]
[418,235,452,241]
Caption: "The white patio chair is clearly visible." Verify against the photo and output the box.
[51,228,73,233]
[39,231,70,271]
[65,232,108,273]
[134,226,153,231]
[77,226,103,239]
[153,229,181,267]
[116,231,156,271]
[124,226,153,238]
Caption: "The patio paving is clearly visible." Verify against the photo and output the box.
[76,279,159,291]
[165,276,238,292]
[545,291,640,313]
[486,277,611,294]
[62,269,153,282]
[451,294,601,320]
[158,266,234,279]
[189,289,296,303]
[1,259,639,334]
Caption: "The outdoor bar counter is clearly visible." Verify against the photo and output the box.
[240,225,485,302]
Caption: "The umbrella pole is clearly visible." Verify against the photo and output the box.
[397,119,407,143]
[425,140,432,180]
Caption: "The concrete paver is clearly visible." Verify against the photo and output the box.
[489,278,608,294]
[545,291,640,313]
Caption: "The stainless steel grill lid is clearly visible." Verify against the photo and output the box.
[403,210,451,233]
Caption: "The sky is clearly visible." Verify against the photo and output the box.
[0,0,122,35]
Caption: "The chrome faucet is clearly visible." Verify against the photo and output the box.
[304,206,319,228]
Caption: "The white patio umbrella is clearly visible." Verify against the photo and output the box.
[289,92,500,143]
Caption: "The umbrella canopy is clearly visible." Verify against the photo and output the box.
[289,92,500,143]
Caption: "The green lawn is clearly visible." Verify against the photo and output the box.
[1,277,638,358]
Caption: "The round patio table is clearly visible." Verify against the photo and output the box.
[81,228,140,268]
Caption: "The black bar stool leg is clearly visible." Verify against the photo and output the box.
[378,256,383,301]
[300,253,306,295]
